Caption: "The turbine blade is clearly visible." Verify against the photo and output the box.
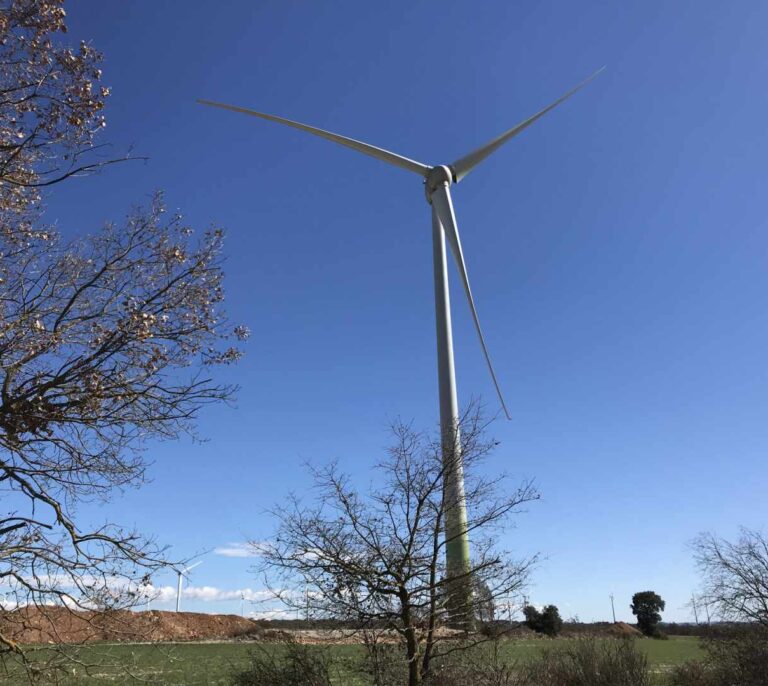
[450,67,605,183]
[198,99,430,177]
[430,184,511,419]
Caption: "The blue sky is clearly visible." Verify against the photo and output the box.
[46,1,768,622]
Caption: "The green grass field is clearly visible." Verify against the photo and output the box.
[7,636,703,685]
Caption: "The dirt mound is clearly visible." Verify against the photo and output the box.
[607,622,643,638]
[0,607,258,645]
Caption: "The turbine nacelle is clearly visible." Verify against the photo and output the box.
[425,165,455,202]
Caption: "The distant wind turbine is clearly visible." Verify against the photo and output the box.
[199,68,602,625]
[176,560,202,613]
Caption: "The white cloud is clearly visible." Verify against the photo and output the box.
[183,586,273,603]
[213,542,266,558]
[146,585,177,604]
[138,584,274,604]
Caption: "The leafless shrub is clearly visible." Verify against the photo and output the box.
[670,629,768,686]
[231,644,335,686]
[361,632,404,686]
[425,640,524,686]
[521,638,650,686]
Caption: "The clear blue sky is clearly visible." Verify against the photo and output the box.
[47,1,767,622]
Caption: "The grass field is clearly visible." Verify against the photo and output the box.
[9,636,703,685]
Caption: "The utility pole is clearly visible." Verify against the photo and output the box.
[610,593,616,623]
[691,593,699,625]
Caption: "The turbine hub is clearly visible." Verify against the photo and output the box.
[425,165,454,202]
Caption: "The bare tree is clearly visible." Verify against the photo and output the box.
[0,194,246,676]
[0,1,247,680]
[693,528,768,627]
[255,408,538,686]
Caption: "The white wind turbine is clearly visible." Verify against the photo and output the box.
[176,560,202,613]
[199,69,602,625]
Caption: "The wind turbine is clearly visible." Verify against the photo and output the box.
[199,68,602,625]
[176,560,202,613]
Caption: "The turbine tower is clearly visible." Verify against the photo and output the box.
[199,69,601,625]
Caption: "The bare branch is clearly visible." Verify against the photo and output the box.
[693,528,768,627]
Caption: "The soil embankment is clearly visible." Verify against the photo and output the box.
[0,607,257,644]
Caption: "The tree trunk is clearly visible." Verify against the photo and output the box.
[406,626,421,686]
[400,591,421,686]
[421,521,441,680]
